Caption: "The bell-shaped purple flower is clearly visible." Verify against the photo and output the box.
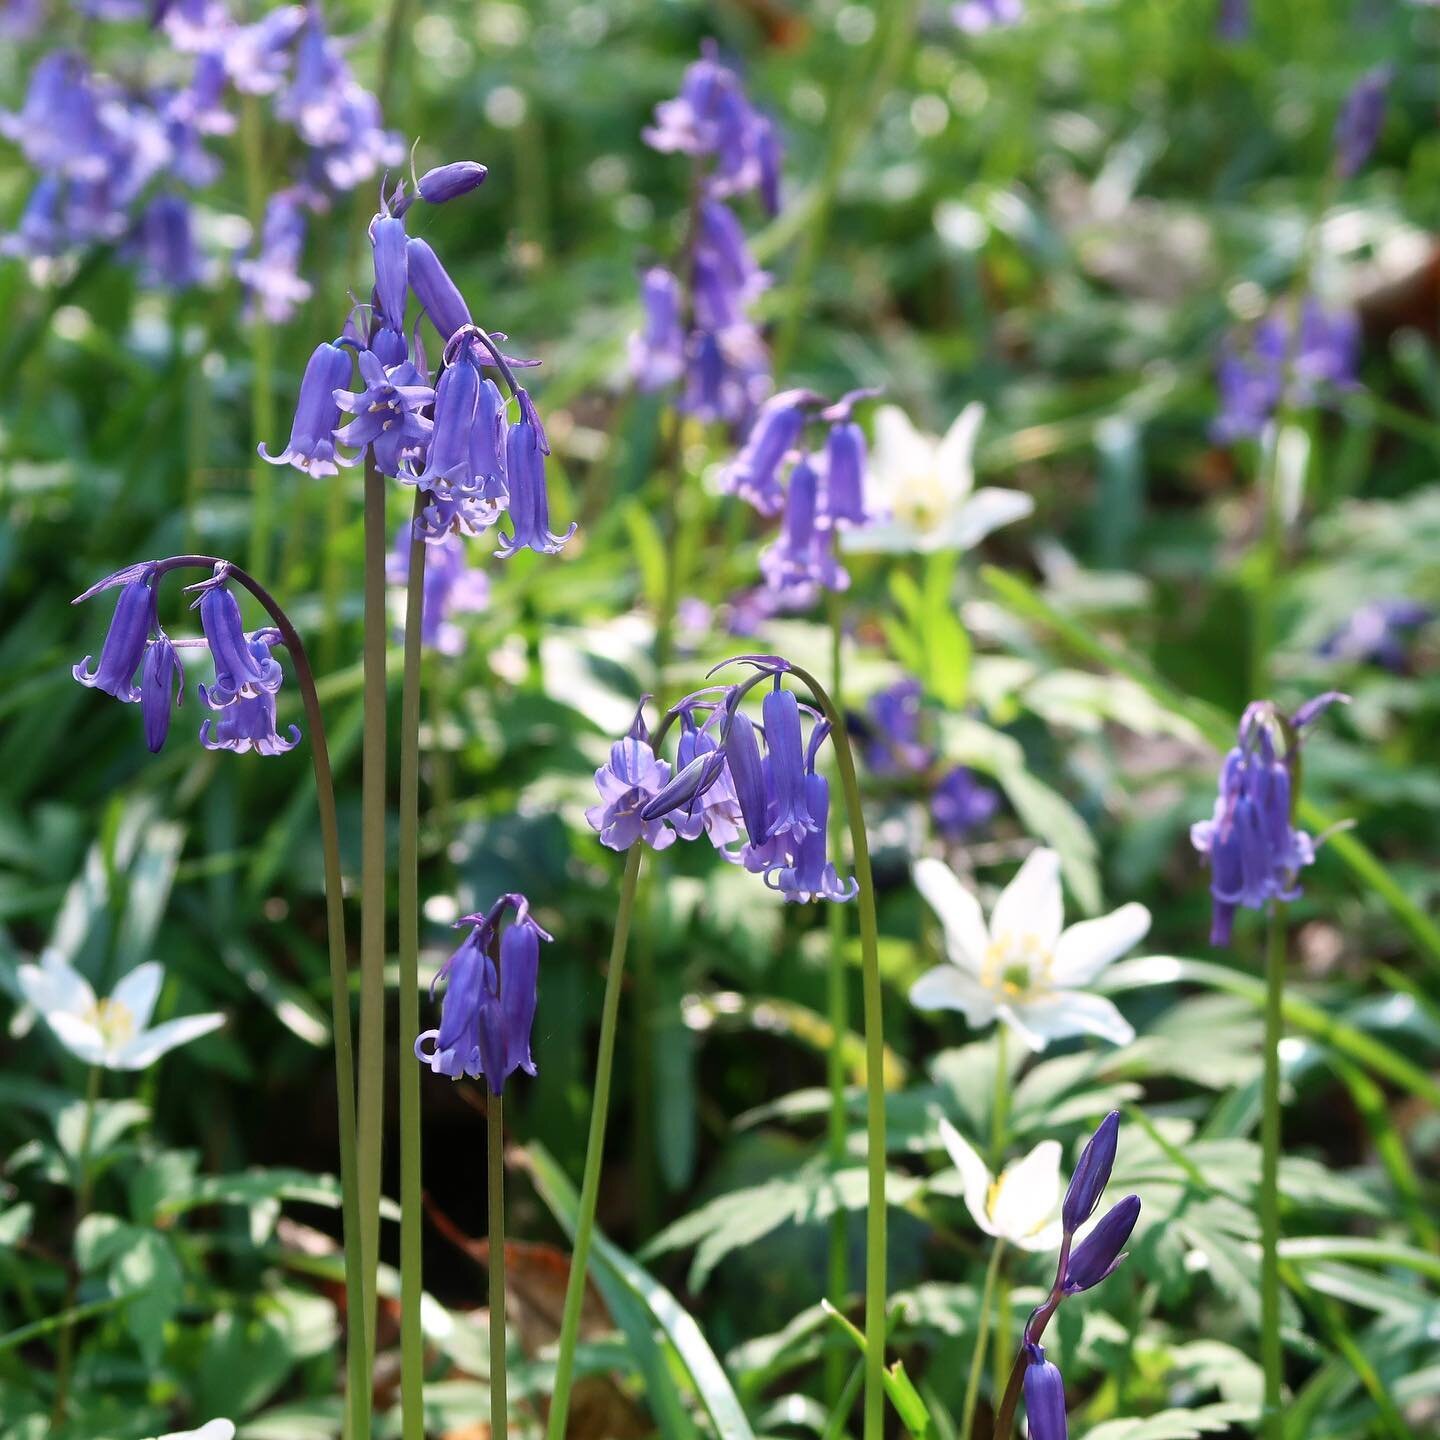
[369,212,409,332]
[225,5,306,97]
[495,390,575,558]
[1064,1193,1141,1294]
[932,765,1000,841]
[761,687,814,842]
[720,390,810,516]
[770,772,856,903]
[74,575,155,702]
[1334,66,1390,179]
[1319,600,1431,672]
[260,341,353,476]
[198,683,301,756]
[642,724,740,846]
[860,680,932,778]
[333,346,435,477]
[630,266,685,391]
[723,710,769,845]
[193,585,282,704]
[131,194,203,291]
[495,911,547,1087]
[822,420,868,528]
[1062,1110,1119,1233]
[1023,1347,1068,1440]
[759,455,849,606]
[415,924,489,1079]
[140,635,184,753]
[418,160,488,205]
[237,189,312,324]
[586,702,677,852]
[386,527,490,655]
[407,236,472,345]
[411,359,480,492]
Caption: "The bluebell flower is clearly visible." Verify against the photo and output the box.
[192,583,283,704]
[1216,0,1249,41]
[73,573,156,702]
[586,701,678,852]
[642,719,742,847]
[237,189,312,323]
[225,6,306,96]
[160,0,234,53]
[369,211,409,333]
[1063,1193,1141,1293]
[0,53,108,179]
[130,193,203,290]
[932,765,1000,841]
[760,686,815,843]
[769,773,857,902]
[953,0,1023,33]
[630,266,686,391]
[719,390,812,516]
[409,358,480,494]
[407,236,473,345]
[386,526,490,655]
[758,454,849,608]
[1191,696,1346,946]
[822,418,870,529]
[141,634,184,753]
[198,680,301,756]
[333,346,435,477]
[417,160,488,205]
[495,390,575,558]
[1334,66,1390,179]
[1061,1110,1119,1232]
[859,680,933,778]
[1022,1346,1067,1440]
[1319,598,1432,671]
[260,341,353,476]
[0,0,43,39]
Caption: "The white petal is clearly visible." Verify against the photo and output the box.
[934,401,985,504]
[156,1423,237,1440]
[46,1011,108,1066]
[938,1117,997,1237]
[989,1139,1062,1243]
[1051,903,1152,988]
[17,954,95,1022]
[941,487,1035,550]
[1012,1216,1065,1254]
[110,1013,225,1071]
[110,962,164,1033]
[870,405,934,498]
[839,517,930,554]
[996,1003,1050,1053]
[989,848,1064,954]
[909,966,997,1027]
[1011,991,1135,1048]
[913,857,989,974]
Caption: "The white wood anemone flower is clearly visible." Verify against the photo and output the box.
[842,402,1034,554]
[910,848,1150,1051]
[153,1423,235,1440]
[938,1118,1063,1251]
[17,951,224,1072]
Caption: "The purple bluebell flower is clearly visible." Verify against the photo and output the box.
[1293,300,1360,395]
[630,266,686,391]
[642,721,742,847]
[1064,1193,1140,1294]
[1212,315,1287,443]
[225,5,306,96]
[723,710,770,845]
[333,346,435,477]
[1216,0,1249,41]
[407,236,472,345]
[1023,1347,1067,1440]
[130,193,203,290]
[586,701,678,851]
[1191,696,1346,946]
[860,680,933,778]
[140,635,184,752]
[387,527,491,655]
[769,772,857,902]
[198,679,301,756]
[495,390,575,558]
[932,766,1000,841]
[822,418,869,528]
[492,909,546,1086]
[192,584,283,704]
[160,0,233,53]
[237,189,312,323]
[953,0,1024,33]
[758,454,850,607]
[1319,598,1432,671]
[260,341,352,476]
[1334,66,1390,179]
[719,390,812,516]
[409,357,479,493]
[681,324,770,425]
[1061,1110,1119,1232]
[73,574,156,702]
[642,43,739,164]
[1,53,109,180]
[2,177,65,259]
[416,921,489,1079]
[760,686,815,843]
[370,211,409,332]
[418,160,488,205]
[0,0,43,39]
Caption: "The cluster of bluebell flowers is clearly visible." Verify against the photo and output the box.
[587,659,858,904]
[262,160,574,562]
[2,0,399,315]
[1191,693,1346,946]
[72,559,301,756]
[631,41,781,426]
[414,894,550,1094]
[1010,1112,1142,1440]
[855,679,1000,842]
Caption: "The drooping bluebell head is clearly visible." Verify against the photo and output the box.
[417,160,488,205]
[192,583,282,705]
[1022,1346,1068,1440]
[1061,1110,1120,1233]
[259,341,353,476]
[586,699,678,852]
[407,236,472,345]
[140,635,184,753]
[73,574,156,703]
[495,390,575,558]
[1334,65,1390,179]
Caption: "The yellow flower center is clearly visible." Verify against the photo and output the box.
[892,470,949,534]
[85,997,137,1047]
[981,931,1053,998]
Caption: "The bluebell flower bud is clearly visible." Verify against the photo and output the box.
[723,711,770,845]
[1063,1193,1141,1294]
[639,745,728,824]
[761,687,815,842]
[73,576,155,703]
[141,636,183,753]
[1062,1110,1120,1233]
[417,160,488,204]
[406,236,472,344]
[1023,1348,1068,1440]
[495,390,576,558]
[370,213,409,331]
[259,341,353,477]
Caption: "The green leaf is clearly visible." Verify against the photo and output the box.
[525,1141,756,1440]
[821,1301,934,1438]
[1085,1402,1255,1440]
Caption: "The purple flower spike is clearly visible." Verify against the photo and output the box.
[495,391,575,558]
[761,687,815,842]
[720,390,811,516]
[193,586,282,704]
[418,160,488,205]
[1022,1347,1068,1440]
[141,635,184,752]
[1061,1111,1120,1232]
[1334,66,1390,179]
[260,342,353,476]
[630,266,685,391]
[74,576,155,702]
[1064,1193,1141,1294]
[407,236,472,344]
[370,213,409,331]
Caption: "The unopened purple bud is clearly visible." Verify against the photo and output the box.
[823,421,868,527]
[498,914,544,1083]
[370,214,408,331]
[723,710,768,843]
[639,747,728,822]
[781,454,819,552]
[1062,1110,1120,1233]
[73,576,155,703]
[1023,1349,1068,1440]
[1063,1193,1141,1294]
[407,236,472,343]
[630,266,685,391]
[259,341,352,477]
[140,635,183,752]
[418,160,488,204]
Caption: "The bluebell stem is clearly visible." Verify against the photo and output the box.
[1319,599,1432,671]
[73,574,156,702]
[495,390,575,558]
[417,160,488,205]
[140,635,184,752]
[414,895,551,1094]
[259,341,353,475]
[1191,695,1347,946]
[1022,1346,1067,1440]
[1334,66,1390,179]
